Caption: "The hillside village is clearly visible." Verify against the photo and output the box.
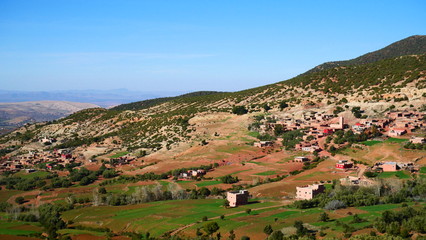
[0,36,425,240]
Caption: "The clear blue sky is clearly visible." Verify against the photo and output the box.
[1,0,425,93]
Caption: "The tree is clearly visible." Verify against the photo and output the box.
[268,231,283,240]
[263,224,273,235]
[245,208,252,214]
[202,216,208,221]
[241,236,250,240]
[279,101,289,110]
[220,215,225,220]
[223,199,230,207]
[262,103,271,112]
[319,212,330,222]
[229,230,236,240]
[232,106,248,115]
[99,187,107,194]
[351,214,364,223]
[15,196,25,204]
[294,220,308,236]
[204,221,220,236]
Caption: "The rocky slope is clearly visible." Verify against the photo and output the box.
[1,37,425,157]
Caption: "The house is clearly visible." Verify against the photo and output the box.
[227,190,249,207]
[253,141,273,148]
[323,129,334,136]
[330,117,344,130]
[410,137,426,144]
[294,156,309,162]
[352,123,366,132]
[381,162,399,172]
[335,160,353,169]
[296,184,325,200]
[388,128,407,137]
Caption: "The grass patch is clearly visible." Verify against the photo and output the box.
[195,180,222,187]
[254,171,279,176]
[378,171,411,179]
[361,140,382,146]
[14,170,49,179]
[58,229,107,236]
[420,167,426,174]
[248,132,260,138]
[385,138,408,143]
[357,204,401,212]
[109,151,129,158]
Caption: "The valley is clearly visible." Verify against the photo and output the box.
[0,36,425,240]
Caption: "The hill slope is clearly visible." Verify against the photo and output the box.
[1,54,424,154]
[0,101,99,134]
[303,35,426,75]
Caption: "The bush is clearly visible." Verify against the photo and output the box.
[15,196,25,204]
[324,200,346,210]
[232,106,248,115]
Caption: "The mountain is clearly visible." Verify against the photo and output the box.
[0,101,99,134]
[1,36,425,153]
[0,89,185,108]
[303,35,426,75]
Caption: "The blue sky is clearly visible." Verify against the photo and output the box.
[0,0,425,93]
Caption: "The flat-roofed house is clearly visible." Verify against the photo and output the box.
[335,160,353,169]
[382,162,399,172]
[294,156,309,162]
[388,128,407,137]
[227,190,249,207]
[410,137,426,144]
[296,184,325,200]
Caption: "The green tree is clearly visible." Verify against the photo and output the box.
[203,221,220,236]
[268,231,283,240]
[15,196,25,204]
[232,106,248,115]
[319,212,330,222]
[245,208,252,214]
[263,224,273,235]
[229,230,236,240]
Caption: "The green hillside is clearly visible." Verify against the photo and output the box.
[111,91,225,111]
[304,35,426,75]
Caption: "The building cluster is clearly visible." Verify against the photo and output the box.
[254,110,425,154]
[179,169,207,180]
[386,112,425,137]
[373,161,416,172]
[0,149,76,173]
[109,156,136,166]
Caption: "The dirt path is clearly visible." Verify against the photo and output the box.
[169,201,292,236]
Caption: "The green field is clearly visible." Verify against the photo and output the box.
[384,138,408,143]
[420,167,426,174]
[58,229,107,237]
[14,170,49,179]
[360,140,382,146]
[0,220,42,236]
[357,203,403,212]
[109,151,129,158]
[378,171,411,179]
[62,199,280,237]
[254,171,279,176]
[195,180,222,187]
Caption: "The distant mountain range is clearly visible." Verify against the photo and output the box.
[0,89,185,108]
